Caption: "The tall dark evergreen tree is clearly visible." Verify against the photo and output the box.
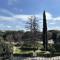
[43,11,48,51]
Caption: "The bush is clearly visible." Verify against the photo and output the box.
[13,51,33,57]
[20,47,37,51]
[54,44,60,52]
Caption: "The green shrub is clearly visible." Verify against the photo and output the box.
[55,44,60,52]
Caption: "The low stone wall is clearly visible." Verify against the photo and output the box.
[13,56,60,60]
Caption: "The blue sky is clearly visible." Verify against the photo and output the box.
[0,0,60,31]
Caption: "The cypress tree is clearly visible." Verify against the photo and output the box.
[43,11,48,51]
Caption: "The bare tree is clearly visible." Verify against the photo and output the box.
[25,16,39,48]
[26,16,39,40]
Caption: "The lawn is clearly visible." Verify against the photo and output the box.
[13,46,33,54]
[12,43,60,57]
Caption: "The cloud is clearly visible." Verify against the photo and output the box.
[7,25,12,28]
[0,9,14,16]
[48,26,60,30]
[0,16,16,21]
[8,0,17,5]
[0,9,60,30]
[35,12,53,20]
[0,11,59,27]
[0,9,60,22]
[0,15,32,22]
[53,17,60,21]
[46,12,60,21]
[13,8,23,13]
[49,22,55,25]
[15,25,25,30]
[13,15,32,21]
[45,12,53,20]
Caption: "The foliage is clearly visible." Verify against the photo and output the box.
[0,30,59,43]
[0,39,13,60]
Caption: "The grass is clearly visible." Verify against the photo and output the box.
[13,46,60,57]
[13,46,21,54]
[12,43,60,57]
[13,46,33,54]
[13,46,51,56]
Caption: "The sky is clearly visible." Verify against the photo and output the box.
[0,0,60,31]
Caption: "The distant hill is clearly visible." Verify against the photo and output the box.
[0,30,60,42]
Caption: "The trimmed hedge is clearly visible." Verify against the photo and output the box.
[20,48,37,51]
[13,53,33,57]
